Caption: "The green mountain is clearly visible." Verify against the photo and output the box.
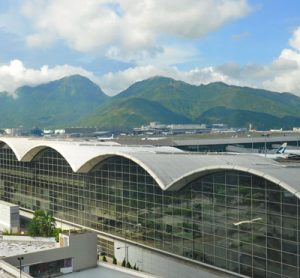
[83,76,300,129]
[0,75,108,128]
[199,107,300,130]
[1,75,300,129]
[83,97,190,128]
[116,77,300,118]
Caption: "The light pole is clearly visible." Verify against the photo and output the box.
[263,133,267,157]
[17,257,24,278]
[117,223,141,265]
[117,245,129,265]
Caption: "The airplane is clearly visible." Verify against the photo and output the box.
[141,137,166,141]
[97,134,114,141]
[226,143,287,154]
[280,144,300,159]
[255,142,288,159]
[275,142,287,154]
[250,143,300,160]
[226,143,289,159]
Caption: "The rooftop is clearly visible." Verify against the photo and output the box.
[1,137,300,198]
[0,239,57,258]
[66,263,160,278]
[0,200,19,207]
[173,134,300,146]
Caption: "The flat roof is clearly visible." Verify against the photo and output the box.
[65,264,157,278]
[0,200,19,208]
[174,135,300,146]
[0,240,57,258]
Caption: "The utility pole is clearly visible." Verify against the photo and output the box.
[17,257,24,278]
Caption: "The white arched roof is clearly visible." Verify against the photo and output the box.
[1,137,300,198]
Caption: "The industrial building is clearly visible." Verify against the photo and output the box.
[0,137,299,278]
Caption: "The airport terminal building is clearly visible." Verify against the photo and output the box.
[0,137,299,278]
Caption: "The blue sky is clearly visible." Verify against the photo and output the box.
[0,0,300,96]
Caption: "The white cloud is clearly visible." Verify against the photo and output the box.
[99,65,237,95]
[0,59,97,95]
[289,26,300,52]
[0,60,236,96]
[21,0,251,63]
[2,26,300,98]
[262,48,300,94]
[106,43,200,66]
[100,26,300,96]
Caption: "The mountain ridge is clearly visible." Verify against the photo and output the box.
[1,75,300,129]
[0,75,108,127]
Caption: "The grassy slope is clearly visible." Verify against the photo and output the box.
[83,76,300,128]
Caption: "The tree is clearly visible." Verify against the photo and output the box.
[42,211,56,236]
[28,210,56,237]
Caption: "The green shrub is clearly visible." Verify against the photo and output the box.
[113,256,117,265]
[126,261,132,268]
[54,228,62,242]
[102,255,107,262]
[27,210,56,237]
[121,258,126,267]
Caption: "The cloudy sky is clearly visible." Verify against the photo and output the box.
[1,0,300,96]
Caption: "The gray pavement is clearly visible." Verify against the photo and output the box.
[64,266,145,278]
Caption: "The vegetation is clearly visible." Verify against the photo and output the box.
[102,255,107,262]
[54,228,62,242]
[2,75,300,129]
[82,76,300,129]
[2,230,28,236]
[112,256,117,265]
[121,258,126,267]
[198,106,300,130]
[82,97,190,128]
[0,75,107,128]
[27,209,59,238]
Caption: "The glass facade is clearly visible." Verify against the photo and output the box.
[0,144,299,278]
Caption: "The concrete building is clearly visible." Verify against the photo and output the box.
[0,201,19,233]
[2,231,97,277]
[0,137,299,278]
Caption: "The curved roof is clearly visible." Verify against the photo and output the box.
[1,137,300,198]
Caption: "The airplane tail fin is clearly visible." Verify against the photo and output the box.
[276,142,287,154]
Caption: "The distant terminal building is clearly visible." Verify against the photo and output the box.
[64,127,96,134]
[0,137,299,278]
[134,122,209,135]
[174,135,300,152]
[293,127,300,133]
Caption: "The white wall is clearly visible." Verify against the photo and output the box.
[0,201,19,233]
[114,240,240,278]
